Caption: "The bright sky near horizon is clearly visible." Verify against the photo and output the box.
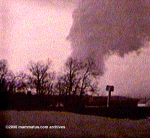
[0,0,75,72]
[0,0,150,98]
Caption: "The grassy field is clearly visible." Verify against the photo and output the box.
[0,110,150,138]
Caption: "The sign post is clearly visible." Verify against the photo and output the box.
[106,85,114,107]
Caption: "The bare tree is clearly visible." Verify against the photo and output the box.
[56,57,100,109]
[0,59,19,93]
[27,59,55,95]
[5,71,16,93]
[0,59,8,92]
[78,57,100,99]
[58,58,83,96]
[0,59,16,93]
[54,77,65,96]
[14,72,29,93]
[57,57,100,95]
[41,72,55,95]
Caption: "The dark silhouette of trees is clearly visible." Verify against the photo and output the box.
[15,72,29,93]
[0,58,143,119]
[0,59,17,109]
[0,58,101,111]
[0,59,16,93]
[0,59,8,92]
[56,57,101,109]
[60,57,100,96]
[57,58,82,96]
[78,58,100,99]
[5,71,16,93]
[27,59,55,95]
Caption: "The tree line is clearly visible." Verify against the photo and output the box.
[0,57,101,110]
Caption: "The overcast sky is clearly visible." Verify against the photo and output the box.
[0,0,75,71]
[0,0,150,98]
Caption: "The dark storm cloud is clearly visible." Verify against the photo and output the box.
[67,0,150,75]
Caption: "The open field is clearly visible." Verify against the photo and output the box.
[0,110,150,138]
